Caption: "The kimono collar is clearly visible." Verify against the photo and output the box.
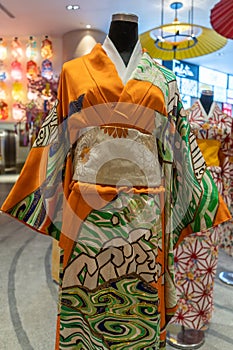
[102,35,142,84]
[198,99,216,118]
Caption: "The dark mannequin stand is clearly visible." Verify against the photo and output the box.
[166,324,205,349]
[108,13,138,66]
[200,90,214,114]
[109,14,205,348]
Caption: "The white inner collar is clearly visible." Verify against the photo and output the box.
[102,35,142,84]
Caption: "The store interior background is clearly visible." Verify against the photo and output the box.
[0,1,233,350]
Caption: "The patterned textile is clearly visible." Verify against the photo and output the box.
[189,100,232,209]
[170,100,232,330]
[1,45,230,349]
[190,101,233,255]
[220,121,233,256]
[172,227,219,329]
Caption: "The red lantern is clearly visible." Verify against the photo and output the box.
[11,60,23,80]
[210,0,233,39]
[26,60,38,80]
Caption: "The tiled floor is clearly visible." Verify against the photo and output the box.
[0,176,233,350]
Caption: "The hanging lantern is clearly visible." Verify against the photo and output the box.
[11,37,23,59]
[0,100,8,120]
[0,38,7,61]
[12,102,26,121]
[210,0,233,39]
[27,87,38,100]
[26,60,38,80]
[12,81,24,101]
[41,82,52,100]
[41,59,53,80]
[0,61,7,81]
[0,81,7,100]
[27,78,39,100]
[26,36,38,60]
[11,60,23,80]
[41,35,53,59]
[140,1,227,60]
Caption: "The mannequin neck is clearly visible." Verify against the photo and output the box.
[108,17,138,66]
[200,92,214,114]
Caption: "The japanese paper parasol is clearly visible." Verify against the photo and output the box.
[140,24,227,60]
[210,0,233,39]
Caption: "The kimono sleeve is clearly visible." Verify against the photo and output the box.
[1,67,72,241]
[219,114,233,209]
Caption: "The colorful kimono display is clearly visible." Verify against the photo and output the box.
[221,120,233,256]
[1,39,230,350]
[170,99,232,330]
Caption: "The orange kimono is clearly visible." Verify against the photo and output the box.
[1,43,230,349]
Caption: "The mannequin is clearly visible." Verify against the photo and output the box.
[1,12,231,350]
[200,89,214,114]
[168,88,232,348]
[51,13,140,284]
[108,13,138,65]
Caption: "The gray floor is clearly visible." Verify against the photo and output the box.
[0,181,233,350]
[0,211,58,350]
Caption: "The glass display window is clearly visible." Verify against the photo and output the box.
[228,75,233,90]
[227,89,233,99]
[199,66,227,88]
[181,78,198,97]
[214,86,227,103]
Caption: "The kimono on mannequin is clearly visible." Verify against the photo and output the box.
[1,15,231,349]
[221,120,233,256]
[170,92,232,330]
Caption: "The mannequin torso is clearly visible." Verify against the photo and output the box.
[200,91,214,114]
[108,13,139,66]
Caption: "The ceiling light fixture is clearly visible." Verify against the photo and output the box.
[140,0,227,60]
[153,1,199,51]
[66,5,80,11]
[86,24,91,29]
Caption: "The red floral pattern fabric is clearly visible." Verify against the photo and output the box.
[170,100,232,329]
